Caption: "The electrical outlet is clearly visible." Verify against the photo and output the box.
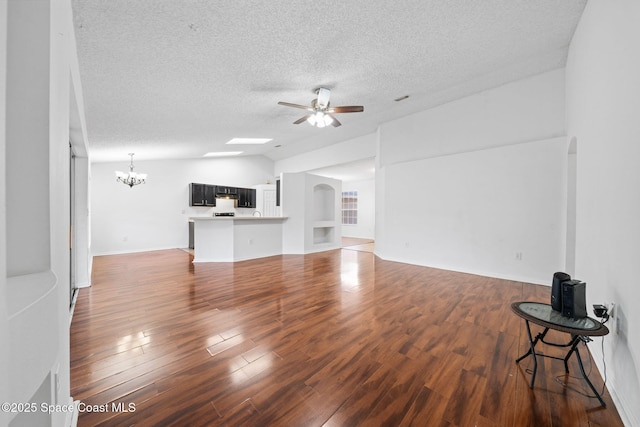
[606,302,615,318]
[604,302,617,334]
[515,252,523,261]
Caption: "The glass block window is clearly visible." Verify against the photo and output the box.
[342,191,358,225]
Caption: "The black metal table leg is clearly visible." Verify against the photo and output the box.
[562,335,582,373]
[574,346,607,407]
[515,321,550,388]
[516,329,606,406]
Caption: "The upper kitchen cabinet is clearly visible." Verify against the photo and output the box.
[189,183,216,207]
[215,185,238,197]
[237,188,256,208]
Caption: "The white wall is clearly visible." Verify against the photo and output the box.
[0,0,9,425]
[91,156,274,255]
[567,1,640,424]
[379,69,566,167]
[3,0,84,425]
[378,138,567,284]
[280,172,306,254]
[274,132,376,176]
[69,20,92,290]
[275,133,378,242]
[281,172,342,254]
[342,179,375,240]
[73,157,91,288]
[375,70,567,285]
[6,0,51,277]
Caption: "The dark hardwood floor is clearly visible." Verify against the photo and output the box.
[71,249,624,426]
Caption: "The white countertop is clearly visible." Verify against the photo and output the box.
[190,216,287,221]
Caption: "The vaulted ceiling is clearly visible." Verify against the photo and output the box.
[72,1,587,164]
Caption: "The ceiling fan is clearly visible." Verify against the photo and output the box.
[278,87,364,128]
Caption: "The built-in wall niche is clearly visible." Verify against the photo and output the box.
[280,172,341,254]
[313,184,335,222]
[313,226,335,245]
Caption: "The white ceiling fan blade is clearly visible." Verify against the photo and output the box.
[317,87,331,108]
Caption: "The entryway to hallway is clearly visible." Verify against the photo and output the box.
[341,237,374,253]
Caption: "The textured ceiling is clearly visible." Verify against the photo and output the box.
[72,0,587,165]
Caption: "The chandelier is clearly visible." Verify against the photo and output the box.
[115,153,147,188]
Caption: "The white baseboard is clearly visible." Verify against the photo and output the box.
[374,252,549,286]
[69,289,79,327]
[74,280,91,289]
[91,246,184,257]
[608,381,636,427]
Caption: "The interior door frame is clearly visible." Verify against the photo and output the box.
[69,141,77,309]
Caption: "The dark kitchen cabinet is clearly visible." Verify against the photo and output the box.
[248,188,256,208]
[190,183,255,208]
[189,183,216,207]
[215,185,238,197]
[204,185,216,206]
[237,188,256,208]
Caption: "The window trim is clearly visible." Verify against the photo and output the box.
[341,190,358,225]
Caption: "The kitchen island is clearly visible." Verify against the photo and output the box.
[190,216,287,262]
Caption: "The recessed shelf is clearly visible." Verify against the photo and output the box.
[313,184,335,222]
[313,227,334,245]
[313,221,335,228]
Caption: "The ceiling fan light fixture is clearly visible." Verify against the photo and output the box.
[308,111,331,128]
[307,115,317,126]
[278,87,363,129]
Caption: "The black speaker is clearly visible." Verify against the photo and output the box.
[562,280,587,319]
[551,272,571,312]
